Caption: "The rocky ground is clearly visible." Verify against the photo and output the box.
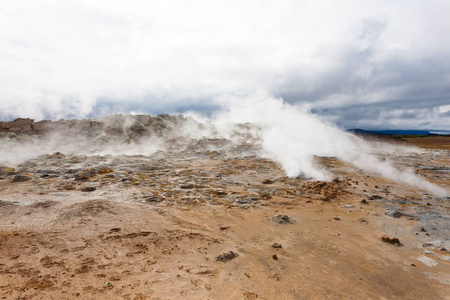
[0,116,449,299]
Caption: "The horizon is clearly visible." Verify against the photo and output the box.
[2,113,450,134]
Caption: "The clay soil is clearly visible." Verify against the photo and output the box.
[0,136,449,299]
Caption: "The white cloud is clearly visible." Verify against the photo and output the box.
[1,0,449,128]
[439,105,450,114]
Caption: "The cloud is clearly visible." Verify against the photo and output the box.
[1,0,449,129]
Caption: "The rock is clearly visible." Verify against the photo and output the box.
[381,235,401,246]
[272,254,278,260]
[369,195,382,200]
[272,215,296,224]
[80,186,96,192]
[41,174,58,179]
[334,217,341,221]
[180,184,195,189]
[387,211,419,220]
[272,243,282,248]
[392,211,403,218]
[75,171,93,181]
[13,174,32,182]
[358,218,368,224]
[0,166,18,175]
[220,226,230,230]
[143,195,162,202]
[216,251,239,262]
[97,166,114,174]
[262,179,274,184]
[236,197,260,205]
[420,227,426,232]
[63,184,76,190]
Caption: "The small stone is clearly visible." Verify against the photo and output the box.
[358,218,368,224]
[381,235,401,246]
[272,215,296,224]
[420,227,426,232]
[392,211,403,218]
[12,174,31,182]
[220,226,230,230]
[272,243,282,248]
[262,179,274,184]
[360,199,368,204]
[80,186,96,192]
[272,254,278,260]
[143,195,162,202]
[180,184,195,189]
[334,217,341,221]
[216,251,238,262]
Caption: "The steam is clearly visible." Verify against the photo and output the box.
[205,91,448,197]
[0,91,448,197]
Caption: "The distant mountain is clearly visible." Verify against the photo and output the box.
[347,129,436,136]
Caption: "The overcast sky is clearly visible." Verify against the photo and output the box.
[1,0,449,129]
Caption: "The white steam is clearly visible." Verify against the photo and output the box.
[205,91,448,197]
[0,91,447,197]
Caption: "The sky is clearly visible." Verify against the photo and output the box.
[1,0,450,130]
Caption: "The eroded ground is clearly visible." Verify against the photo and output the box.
[0,136,449,299]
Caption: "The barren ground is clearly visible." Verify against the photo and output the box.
[0,135,449,299]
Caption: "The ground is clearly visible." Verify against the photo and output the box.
[0,136,449,299]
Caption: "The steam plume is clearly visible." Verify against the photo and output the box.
[206,91,449,197]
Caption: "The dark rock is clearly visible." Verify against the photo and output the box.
[220,226,230,230]
[12,174,32,182]
[272,215,296,224]
[236,197,260,205]
[392,211,403,218]
[80,186,96,192]
[369,195,382,200]
[381,235,401,246]
[180,184,195,189]
[262,179,274,184]
[41,174,58,179]
[272,254,278,260]
[272,243,282,248]
[360,199,368,204]
[216,251,239,262]
[388,211,419,220]
[420,227,426,232]
[334,217,341,221]
[143,195,162,202]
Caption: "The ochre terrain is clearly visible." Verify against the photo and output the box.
[0,117,449,299]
